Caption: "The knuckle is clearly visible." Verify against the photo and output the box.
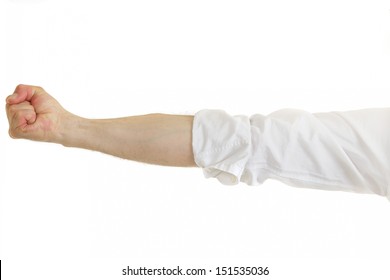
[15,84,25,91]
[34,85,44,92]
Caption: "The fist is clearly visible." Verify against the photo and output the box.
[6,84,68,142]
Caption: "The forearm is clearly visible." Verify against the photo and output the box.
[58,113,197,167]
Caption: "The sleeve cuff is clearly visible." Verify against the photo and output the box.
[192,109,252,185]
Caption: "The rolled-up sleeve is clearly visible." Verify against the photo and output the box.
[192,108,390,200]
[192,110,252,185]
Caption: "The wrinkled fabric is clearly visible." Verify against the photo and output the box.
[192,108,390,200]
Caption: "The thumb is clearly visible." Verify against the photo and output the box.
[6,93,19,104]
[6,84,40,105]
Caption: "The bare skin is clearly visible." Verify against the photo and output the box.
[6,84,197,167]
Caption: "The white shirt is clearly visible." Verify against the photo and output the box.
[192,108,390,200]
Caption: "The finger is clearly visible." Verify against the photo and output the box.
[6,101,34,119]
[9,110,38,140]
[6,84,44,105]
[7,101,37,128]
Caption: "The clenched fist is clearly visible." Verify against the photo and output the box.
[6,84,70,143]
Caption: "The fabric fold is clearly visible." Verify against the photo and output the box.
[192,110,251,185]
[192,108,390,200]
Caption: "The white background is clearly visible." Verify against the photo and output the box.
[1,0,390,279]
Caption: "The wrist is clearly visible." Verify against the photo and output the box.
[55,112,86,147]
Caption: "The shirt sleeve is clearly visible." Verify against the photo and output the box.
[192,108,390,200]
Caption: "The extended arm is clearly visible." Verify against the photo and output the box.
[6,85,196,167]
[6,84,390,199]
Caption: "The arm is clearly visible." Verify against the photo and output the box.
[6,85,196,167]
[7,85,390,198]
